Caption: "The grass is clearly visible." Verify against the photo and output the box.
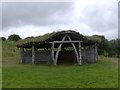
[2,41,20,66]
[0,41,2,89]
[2,41,118,88]
[17,32,56,46]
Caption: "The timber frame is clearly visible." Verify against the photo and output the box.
[17,30,98,65]
[51,35,82,65]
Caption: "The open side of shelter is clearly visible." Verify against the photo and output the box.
[17,30,98,65]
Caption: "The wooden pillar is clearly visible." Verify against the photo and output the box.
[67,35,80,65]
[52,42,55,64]
[54,43,62,65]
[72,43,79,65]
[54,35,67,65]
[79,42,82,65]
[20,47,24,63]
[32,45,35,64]
[95,42,98,61]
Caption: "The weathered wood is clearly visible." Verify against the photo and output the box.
[79,42,82,65]
[20,47,24,63]
[67,35,80,65]
[95,42,98,61]
[50,41,82,43]
[54,35,67,65]
[32,45,35,64]
[52,42,55,62]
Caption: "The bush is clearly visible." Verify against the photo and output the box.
[0,37,6,41]
[8,34,21,41]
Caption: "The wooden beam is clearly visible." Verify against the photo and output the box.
[54,35,67,65]
[95,42,98,61]
[20,47,24,63]
[50,41,82,43]
[32,45,35,64]
[79,42,82,65]
[52,42,55,63]
[67,35,80,65]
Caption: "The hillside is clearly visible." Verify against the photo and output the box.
[2,41,20,66]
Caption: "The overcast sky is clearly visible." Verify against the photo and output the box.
[1,0,119,40]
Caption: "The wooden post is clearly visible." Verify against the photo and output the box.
[52,42,55,64]
[95,42,98,61]
[67,35,80,65]
[79,42,82,65]
[32,45,35,64]
[54,35,67,65]
[20,47,24,63]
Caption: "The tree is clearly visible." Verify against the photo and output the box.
[8,34,21,41]
[118,39,120,57]
[91,35,108,56]
[87,35,119,57]
[97,36,108,55]
[107,39,119,57]
[0,37,6,41]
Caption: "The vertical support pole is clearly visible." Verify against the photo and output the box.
[79,42,82,65]
[54,35,67,65]
[95,42,98,61]
[67,35,80,65]
[32,45,35,64]
[20,47,24,63]
[52,42,55,64]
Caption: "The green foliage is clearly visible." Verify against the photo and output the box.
[2,40,20,65]
[86,35,119,57]
[17,32,56,46]
[0,37,6,41]
[8,34,21,41]
[118,39,120,55]
[103,50,108,57]
[86,35,109,56]
[107,39,119,57]
[97,36,108,55]
[86,35,102,43]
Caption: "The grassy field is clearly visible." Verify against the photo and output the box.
[2,41,118,88]
[0,41,2,89]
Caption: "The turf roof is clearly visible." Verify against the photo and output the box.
[17,32,56,46]
[17,30,100,48]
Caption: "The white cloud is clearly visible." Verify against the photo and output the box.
[1,25,54,39]
[1,0,118,40]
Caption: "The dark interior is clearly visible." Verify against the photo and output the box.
[57,51,77,65]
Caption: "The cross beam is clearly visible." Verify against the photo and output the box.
[51,35,82,65]
[50,41,82,43]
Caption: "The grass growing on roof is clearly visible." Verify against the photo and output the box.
[17,32,56,46]
[17,30,101,46]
